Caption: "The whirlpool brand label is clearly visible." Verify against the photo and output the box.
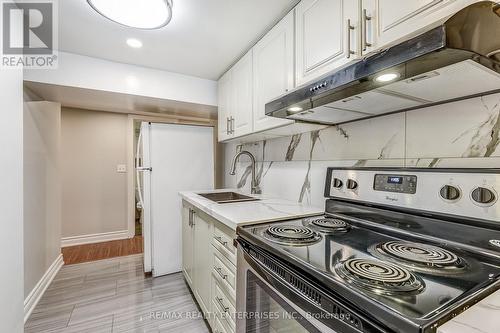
[1,0,58,68]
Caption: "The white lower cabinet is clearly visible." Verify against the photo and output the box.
[193,209,212,315]
[181,205,195,287]
[182,201,237,333]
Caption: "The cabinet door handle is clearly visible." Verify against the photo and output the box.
[190,210,195,227]
[214,236,228,246]
[214,266,227,280]
[188,209,192,226]
[230,117,235,134]
[362,9,372,51]
[346,19,356,58]
[226,117,230,135]
[216,296,229,312]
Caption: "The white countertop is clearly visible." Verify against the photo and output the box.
[438,289,500,333]
[179,189,324,230]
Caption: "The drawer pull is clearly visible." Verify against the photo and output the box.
[216,296,229,312]
[214,266,227,280]
[214,236,228,246]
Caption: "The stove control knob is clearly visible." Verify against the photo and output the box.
[471,187,496,205]
[332,178,343,188]
[346,179,358,190]
[440,185,460,201]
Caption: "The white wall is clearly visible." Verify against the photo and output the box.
[24,52,218,107]
[61,108,129,240]
[0,67,24,331]
[23,101,62,299]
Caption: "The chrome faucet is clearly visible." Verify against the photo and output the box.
[229,150,261,194]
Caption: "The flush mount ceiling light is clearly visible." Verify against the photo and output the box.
[374,73,400,83]
[126,38,143,48]
[88,0,173,29]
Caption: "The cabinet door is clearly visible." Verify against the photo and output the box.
[181,206,194,286]
[193,211,212,314]
[361,0,448,55]
[295,0,360,86]
[232,50,253,138]
[217,70,233,142]
[252,11,295,132]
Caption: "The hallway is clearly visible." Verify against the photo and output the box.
[61,237,143,265]
[25,255,209,333]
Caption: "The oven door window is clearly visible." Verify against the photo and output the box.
[246,271,321,333]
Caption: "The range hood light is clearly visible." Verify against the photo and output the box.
[287,106,303,113]
[375,73,400,83]
[87,0,173,29]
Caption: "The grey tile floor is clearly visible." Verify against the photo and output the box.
[25,254,210,333]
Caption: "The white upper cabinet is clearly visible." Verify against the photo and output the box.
[361,0,455,55]
[216,0,463,142]
[295,0,360,86]
[252,11,295,133]
[217,51,253,142]
[231,50,253,137]
[217,70,232,141]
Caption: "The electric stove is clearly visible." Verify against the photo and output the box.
[236,168,500,333]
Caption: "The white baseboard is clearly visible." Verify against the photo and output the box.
[61,230,130,247]
[24,254,64,323]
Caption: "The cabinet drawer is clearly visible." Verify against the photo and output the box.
[212,248,236,299]
[212,282,236,331]
[212,225,236,265]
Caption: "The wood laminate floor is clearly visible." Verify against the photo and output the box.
[62,236,143,265]
[25,254,210,333]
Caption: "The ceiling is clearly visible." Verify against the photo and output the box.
[24,81,218,120]
[59,0,299,80]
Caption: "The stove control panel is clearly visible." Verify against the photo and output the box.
[325,168,500,222]
[373,174,417,194]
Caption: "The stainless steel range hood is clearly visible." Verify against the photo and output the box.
[266,1,500,125]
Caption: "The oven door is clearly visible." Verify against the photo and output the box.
[236,240,369,333]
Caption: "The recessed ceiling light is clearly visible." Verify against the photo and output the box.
[88,0,173,29]
[375,73,400,83]
[287,106,303,113]
[126,38,143,48]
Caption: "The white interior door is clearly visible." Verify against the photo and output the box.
[146,123,214,277]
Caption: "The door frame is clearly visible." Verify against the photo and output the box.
[126,113,219,245]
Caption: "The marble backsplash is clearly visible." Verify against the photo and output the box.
[223,93,500,207]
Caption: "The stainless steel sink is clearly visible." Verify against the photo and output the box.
[198,192,259,204]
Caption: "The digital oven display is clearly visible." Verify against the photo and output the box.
[387,176,403,184]
[374,174,417,194]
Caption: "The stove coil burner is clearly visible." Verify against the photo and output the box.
[370,241,467,274]
[336,258,424,295]
[306,217,351,233]
[265,225,321,246]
